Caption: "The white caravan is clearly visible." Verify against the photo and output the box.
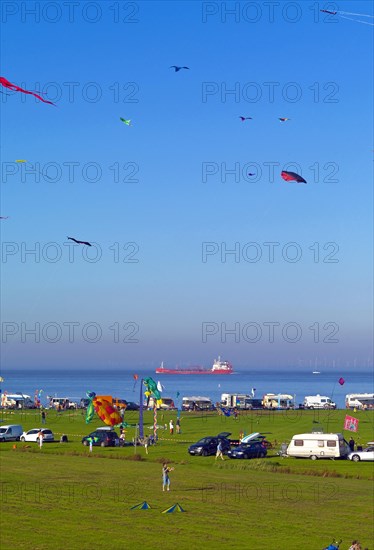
[286,432,350,460]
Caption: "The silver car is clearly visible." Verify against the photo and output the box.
[347,444,374,462]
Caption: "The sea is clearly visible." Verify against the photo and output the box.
[1,368,373,409]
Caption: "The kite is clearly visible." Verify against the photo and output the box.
[279,118,290,122]
[0,77,55,104]
[338,377,345,386]
[320,9,374,25]
[132,374,139,392]
[281,170,307,184]
[170,66,190,72]
[85,391,96,424]
[67,237,92,247]
[143,377,162,407]
[93,396,123,427]
[120,117,131,126]
[248,173,256,176]
[239,116,253,121]
[0,217,9,219]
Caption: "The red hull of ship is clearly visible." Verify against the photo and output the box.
[155,369,232,375]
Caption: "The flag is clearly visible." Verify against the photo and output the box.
[338,377,345,386]
[344,415,359,432]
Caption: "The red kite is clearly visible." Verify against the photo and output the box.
[0,77,55,105]
[281,171,307,184]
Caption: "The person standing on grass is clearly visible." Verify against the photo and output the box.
[162,463,173,491]
[89,438,93,453]
[215,440,224,461]
[41,410,46,425]
[176,417,181,434]
[169,419,174,435]
[37,430,44,449]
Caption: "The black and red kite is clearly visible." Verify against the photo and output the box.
[281,171,307,184]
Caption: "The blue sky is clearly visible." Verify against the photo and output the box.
[0,1,373,369]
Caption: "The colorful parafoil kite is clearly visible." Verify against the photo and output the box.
[281,170,307,184]
[0,77,55,104]
[94,396,123,427]
[338,377,345,386]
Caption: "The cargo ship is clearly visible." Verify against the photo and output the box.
[155,357,233,375]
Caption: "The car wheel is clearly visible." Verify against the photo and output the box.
[83,440,88,446]
[100,441,106,447]
[310,455,318,460]
[243,454,249,459]
[352,454,360,462]
[202,450,208,456]
[259,452,265,458]
[323,404,330,409]
[20,436,25,442]
[309,406,314,410]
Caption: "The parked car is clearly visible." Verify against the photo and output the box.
[188,433,231,456]
[20,428,55,442]
[228,441,267,459]
[347,444,374,462]
[124,401,139,411]
[82,430,119,447]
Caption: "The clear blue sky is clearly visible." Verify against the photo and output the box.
[1,1,373,370]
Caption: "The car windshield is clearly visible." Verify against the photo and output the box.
[196,438,212,445]
[43,430,52,435]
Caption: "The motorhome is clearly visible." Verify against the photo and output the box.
[1,393,33,409]
[48,397,77,410]
[262,394,295,409]
[147,397,176,410]
[303,395,336,409]
[221,393,263,410]
[345,393,374,410]
[182,396,213,411]
[286,432,350,460]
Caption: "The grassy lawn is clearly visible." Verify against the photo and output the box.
[1,409,373,549]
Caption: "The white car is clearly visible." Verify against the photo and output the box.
[20,428,55,443]
[348,445,374,462]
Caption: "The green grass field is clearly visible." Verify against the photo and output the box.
[1,408,373,550]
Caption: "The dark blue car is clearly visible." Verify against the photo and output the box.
[188,433,231,456]
[227,441,267,459]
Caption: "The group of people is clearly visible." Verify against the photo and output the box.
[167,418,181,435]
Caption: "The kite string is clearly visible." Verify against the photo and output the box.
[338,10,374,18]
[338,14,374,25]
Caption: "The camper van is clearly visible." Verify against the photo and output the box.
[262,394,295,410]
[1,393,33,409]
[303,395,336,409]
[49,397,77,410]
[286,432,350,460]
[182,396,213,411]
[221,394,263,410]
[0,425,23,442]
[345,393,374,410]
[146,397,176,410]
